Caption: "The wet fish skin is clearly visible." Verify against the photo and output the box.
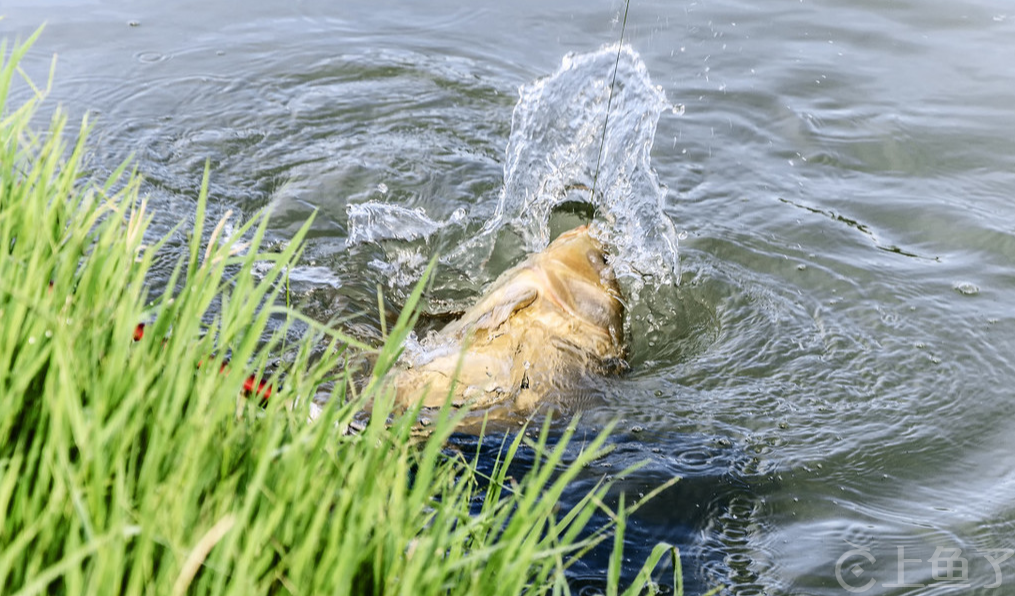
[394,225,625,415]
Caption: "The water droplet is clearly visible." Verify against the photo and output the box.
[44,330,52,338]
[952,281,979,295]
[28,337,36,344]
[376,182,389,195]
[796,264,806,271]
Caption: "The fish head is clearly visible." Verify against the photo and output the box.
[534,225,625,340]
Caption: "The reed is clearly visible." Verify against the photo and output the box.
[0,31,693,596]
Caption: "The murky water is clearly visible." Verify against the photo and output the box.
[4,0,1015,593]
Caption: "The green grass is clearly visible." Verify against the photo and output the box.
[0,30,702,596]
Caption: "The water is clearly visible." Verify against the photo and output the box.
[4,0,1015,593]
[349,44,679,297]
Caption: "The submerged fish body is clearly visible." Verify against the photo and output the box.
[394,225,626,415]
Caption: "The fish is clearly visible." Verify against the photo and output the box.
[393,225,626,419]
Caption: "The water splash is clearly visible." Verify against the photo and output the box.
[463,44,678,289]
[347,202,466,245]
[350,44,680,294]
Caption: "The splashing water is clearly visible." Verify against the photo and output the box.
[347,202,467,245]
[349,44,680,294]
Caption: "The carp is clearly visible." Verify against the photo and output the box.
[393,225,626,418]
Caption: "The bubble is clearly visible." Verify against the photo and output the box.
[136,51,167,64]
[952,281,979,295]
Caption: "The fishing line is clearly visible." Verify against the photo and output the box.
[590,0,632,203]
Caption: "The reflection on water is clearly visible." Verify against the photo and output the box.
[4,0,1015,593]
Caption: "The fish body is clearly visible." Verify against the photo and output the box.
[394,225,625,415]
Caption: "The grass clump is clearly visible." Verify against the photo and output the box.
[0,31,692,596]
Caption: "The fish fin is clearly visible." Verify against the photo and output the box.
[440,283,538,340]
[471,285,538,333]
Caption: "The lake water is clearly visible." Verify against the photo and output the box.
[4,0,1015,594]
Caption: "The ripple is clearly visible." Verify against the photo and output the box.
[135,51,168,64]
[675,448,716,472]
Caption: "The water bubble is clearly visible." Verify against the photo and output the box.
[136,51,166,64]
[952,281,979,295]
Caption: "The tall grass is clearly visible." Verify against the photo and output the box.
[0,31,696,595]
